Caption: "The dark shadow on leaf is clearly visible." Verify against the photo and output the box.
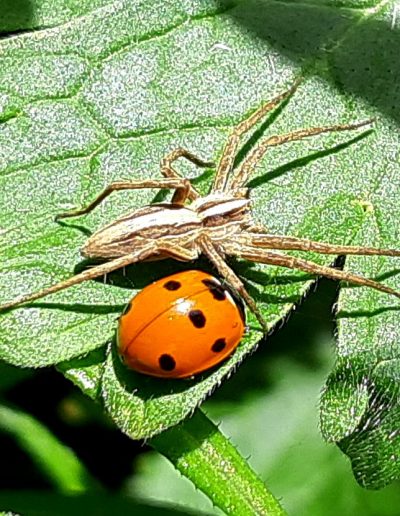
[59,346,107,371]
[152,169,215,203]
[372,268,400,282]
[59,346,106,402]
[343,267,400,286]
[247,131,372,188]
[110,342,197,399]
[234,260,316,285]
[56,218,93,238]
[225,0,400,125]
[0,106,22,123]
[190,168,216,186]
[74,256,218,291]
[241,276,304,305]
[0,0,35,37]
[23,301,123,315]
[233,92,296,168]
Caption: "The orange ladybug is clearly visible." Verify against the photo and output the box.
[117,270,245,378]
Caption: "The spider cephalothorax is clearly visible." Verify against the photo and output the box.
[1,80,400,330]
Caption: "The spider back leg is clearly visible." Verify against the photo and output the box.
[0,240,198,312]
[225,241,400,300]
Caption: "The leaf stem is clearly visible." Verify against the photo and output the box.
[150,409,286,516]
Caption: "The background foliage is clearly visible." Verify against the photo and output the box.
[1,0,399,514]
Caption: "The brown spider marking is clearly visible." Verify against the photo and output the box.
[1,78,400,333]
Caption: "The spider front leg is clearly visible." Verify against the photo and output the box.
[212,79,301,192]
[55,178,193,221]
[160,147,215,203]
[225,242,400,300]
[0,240,197,312]
[200,237,268,331]
[229,119,374,190]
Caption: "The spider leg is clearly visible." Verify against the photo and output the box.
[200,237,268,331]
[229,118,374,190]
[161,147,215,203]
[225,243,400,300]
[55,178,193,221]
[238,231,400,257]
[0,240,197,312]
[212,79,301,192]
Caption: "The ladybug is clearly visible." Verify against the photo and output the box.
[117,270,245,379]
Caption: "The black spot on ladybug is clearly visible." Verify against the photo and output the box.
[164,280,181,291]
[189,309,206,328]
[211,338,226,352]
[158,354,176,371]
[202,279,226,301]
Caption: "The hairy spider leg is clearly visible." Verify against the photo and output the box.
[0,241,197,312]
[56,150,214,221]
[212,79,301,192]
[229,119,374,190]
[55,178,193,221]
[238,232,400,257]
[160,147,214,203]
[200,237,268,331]
[224,241,400,300]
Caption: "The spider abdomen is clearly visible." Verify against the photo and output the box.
[81,203,202,259]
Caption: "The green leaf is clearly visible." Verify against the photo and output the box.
[100,332,263,440]
[151,411,286,516]
[320,356,400,489]
[1,0,400,488]
[130,311,400,515]
[0,0,113,34]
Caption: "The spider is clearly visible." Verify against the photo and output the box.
[1,80,400,329]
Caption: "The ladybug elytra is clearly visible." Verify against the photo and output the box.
[117,270,245,378]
